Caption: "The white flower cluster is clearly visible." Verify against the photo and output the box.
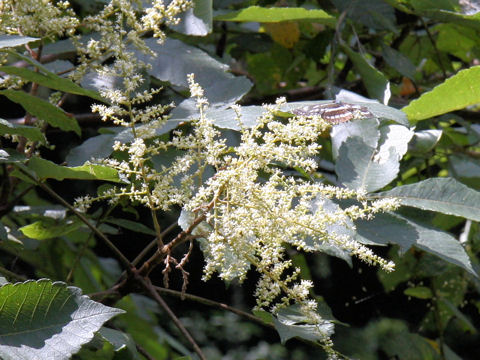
[76,72,400,315]
[51,2,400,351]
[0,0,78,39]
[72,64,400,354]
[142,0,193,42]
[176,81,400,313]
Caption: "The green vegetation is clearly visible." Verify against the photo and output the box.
[1,0,480,359]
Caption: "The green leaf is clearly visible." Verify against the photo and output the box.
[402,66,480,123]
[172,0,212,36]
[341,46,390,103]
[449,154,480,190]
[415,232,475,278]
[0,90,81,135]
[214,6,336,26]
[404,286,433,299]
[408,129,443,153]
[0,35,40,48]
[436,24,477,62]
[66,120,182,166]
[377,177,480,221]
[138,38,252,105]
[440,298,477,333]
[19,218,83,240]
[381,44,417,79]
[98,327,140,359]
[0,66,104,102]
[206,105,265,130]
[356,212,476,276]
[273,304,334,344]
[14,205,67,218]
[0,149,26,164]
[336,136,400,192]
[335,0,397,31]
[252,310,274,324]
[116,295,171,359]
[27,157,121,182]
[106,218,156,236]
[443,344,464,360]
[406,3,480,30]
[66,133,117,166]
[0,279,125,360]
[378,247,416,292]
[331,117,380,159]
[3,49,51,73]
[381,331,439,359]
[309,195,354,266]
[356,212,416,250]
[0,118,46,143]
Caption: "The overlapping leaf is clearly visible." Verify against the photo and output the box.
[0,279,125,360]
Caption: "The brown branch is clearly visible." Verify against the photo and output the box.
[138,213,206,277]
[17,167,135,273]
[154,285,275,329]
[132,221,179,267]
[0,266,28,282]
[135,343,156,360]
[0,183,35,218]
[140,277,207,360]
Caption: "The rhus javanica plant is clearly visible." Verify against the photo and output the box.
[1,1,480,359]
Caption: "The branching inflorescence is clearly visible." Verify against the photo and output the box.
[77,68,399,352]
[2,0,399,356]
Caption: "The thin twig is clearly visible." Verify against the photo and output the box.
[326,9,349,99]
[17,168,134,272]
[0,266,28,282]
[0,184,35,218]
[138,213,206,276]
[38,181,134,271]
[420,17,447,79]
[132,221,178,266]
[136,343,156,360]
[66,205,116,283]
[140,277,207,360]
[154,285,275,329]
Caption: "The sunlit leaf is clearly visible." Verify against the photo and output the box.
[356,212,476,276]
[172,0,212,35]
[0,279,125,360]
[273,304,334,344]
[0,66,103,102]
[214,6,336,26]
[402,66,480,122]
[19,218,83,240]
[377,177,480,221]
[0,118,46,143]
[0,35,39,48]
[0,90,81,135]
[25,157,121,182]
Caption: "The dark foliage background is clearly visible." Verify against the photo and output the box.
[2,0,480,359]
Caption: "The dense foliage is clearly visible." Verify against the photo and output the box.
[1,0,480,359]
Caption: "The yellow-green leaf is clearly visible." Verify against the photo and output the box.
[214,6,336,26]
[27,157,121,182]
[19,218,82,240]
[404,286,433,299]
[0,89,81,135]
[0,66,104,102]
[402,66,480,123]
